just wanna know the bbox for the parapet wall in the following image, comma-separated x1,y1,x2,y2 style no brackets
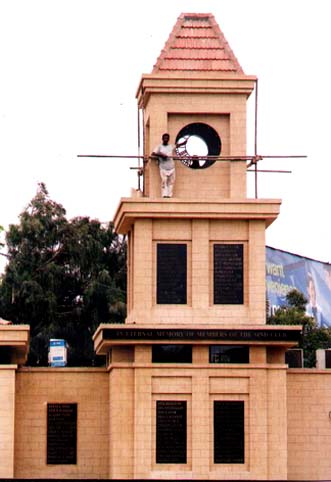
0,365,330,480
287,370,331,480
13,367,109,479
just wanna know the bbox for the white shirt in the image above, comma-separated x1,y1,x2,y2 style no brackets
154,143,175,170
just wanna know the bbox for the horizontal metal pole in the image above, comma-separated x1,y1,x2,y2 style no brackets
78,154,306,161
247,169,292,173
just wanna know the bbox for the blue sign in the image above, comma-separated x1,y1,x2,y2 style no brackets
266,247,331,327
49,339,68,367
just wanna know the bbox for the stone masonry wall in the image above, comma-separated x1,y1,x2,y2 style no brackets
14,367,109,479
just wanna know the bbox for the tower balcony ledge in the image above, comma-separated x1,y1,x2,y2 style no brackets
0,324,30,365
93,322,302,355
113,197,281,234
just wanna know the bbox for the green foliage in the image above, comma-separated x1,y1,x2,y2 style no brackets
268,289,331,367
267,289,311,326
286,289,307,311
0,183,126,366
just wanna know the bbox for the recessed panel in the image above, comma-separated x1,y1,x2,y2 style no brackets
210,345,249,363
152,345,192,363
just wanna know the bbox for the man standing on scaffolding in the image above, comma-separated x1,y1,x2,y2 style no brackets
152,133,186,198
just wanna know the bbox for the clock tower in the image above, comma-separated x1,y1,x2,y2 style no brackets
94,13,301,480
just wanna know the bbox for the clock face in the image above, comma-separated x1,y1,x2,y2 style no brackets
175,122,221,169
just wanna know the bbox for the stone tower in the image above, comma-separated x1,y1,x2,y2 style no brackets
94,13,301,480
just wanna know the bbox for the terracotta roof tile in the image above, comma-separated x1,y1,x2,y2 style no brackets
152,13,244,74
172,37,222,49
164,49,230,60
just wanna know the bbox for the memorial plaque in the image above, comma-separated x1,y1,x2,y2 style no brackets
103,327,301,343
156,401,187,464
157,244,187,304
214,244,243,304
47,403,77,465
214,401,244,464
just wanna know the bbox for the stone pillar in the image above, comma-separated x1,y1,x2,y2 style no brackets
0,324,30,477
0,366,16,478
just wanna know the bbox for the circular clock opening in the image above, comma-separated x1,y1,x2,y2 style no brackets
185,135,209,157
175,122,221,169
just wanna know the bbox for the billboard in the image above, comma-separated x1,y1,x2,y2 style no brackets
266,247,331,327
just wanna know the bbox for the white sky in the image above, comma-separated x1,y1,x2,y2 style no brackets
1,0,330,273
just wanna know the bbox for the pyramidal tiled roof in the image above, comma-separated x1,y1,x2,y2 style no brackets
152,13,244,74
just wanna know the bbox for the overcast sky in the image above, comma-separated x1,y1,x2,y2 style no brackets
1,0,330,272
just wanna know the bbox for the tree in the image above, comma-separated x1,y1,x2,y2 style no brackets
0,183,126,366
268,289,331,367
0,224,4,248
